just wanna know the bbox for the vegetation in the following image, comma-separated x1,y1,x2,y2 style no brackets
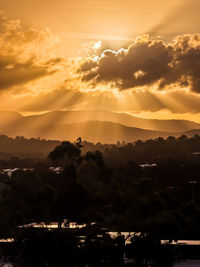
0,135,59,160
0,135,200,265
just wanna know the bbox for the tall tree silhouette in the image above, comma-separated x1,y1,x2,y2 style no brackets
48,141,81,167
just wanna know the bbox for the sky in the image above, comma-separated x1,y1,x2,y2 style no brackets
1,0,200,122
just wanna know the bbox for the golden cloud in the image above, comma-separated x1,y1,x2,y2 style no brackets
78,34,200,93
0,11,61,90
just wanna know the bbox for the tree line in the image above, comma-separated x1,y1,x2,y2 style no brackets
0,136,199,265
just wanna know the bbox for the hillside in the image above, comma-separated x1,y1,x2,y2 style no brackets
0,119,176,143
24,110,200,132
0,110,199,143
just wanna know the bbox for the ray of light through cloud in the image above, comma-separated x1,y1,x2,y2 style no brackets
0,1,200,131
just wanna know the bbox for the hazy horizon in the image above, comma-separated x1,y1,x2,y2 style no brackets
1,108,200,124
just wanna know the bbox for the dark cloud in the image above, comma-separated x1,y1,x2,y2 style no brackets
0,58,53,90
78,34,200,93
0,11,60,90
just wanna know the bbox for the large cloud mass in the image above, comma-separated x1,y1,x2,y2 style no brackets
0,11,60,90
78,34,200,93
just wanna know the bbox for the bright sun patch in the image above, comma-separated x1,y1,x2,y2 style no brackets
92,40,102,50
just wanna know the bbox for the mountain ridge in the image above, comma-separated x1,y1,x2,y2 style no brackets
0,110,199,132
0,110,199,143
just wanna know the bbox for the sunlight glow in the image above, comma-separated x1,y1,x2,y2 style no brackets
92,40,102,50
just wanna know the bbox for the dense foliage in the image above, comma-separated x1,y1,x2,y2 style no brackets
0,135,200,265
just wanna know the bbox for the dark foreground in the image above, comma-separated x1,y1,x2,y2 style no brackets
0,136,200,266
1,227,200,267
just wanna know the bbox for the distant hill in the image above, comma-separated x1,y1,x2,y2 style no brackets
23,110,200,132
0,118,181,143
0,110,199,143
22,121,172,143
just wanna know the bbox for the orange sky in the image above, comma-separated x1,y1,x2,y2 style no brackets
0,0,200,122
0,0,195,56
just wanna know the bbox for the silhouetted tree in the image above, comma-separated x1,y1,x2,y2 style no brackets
48,141,81,167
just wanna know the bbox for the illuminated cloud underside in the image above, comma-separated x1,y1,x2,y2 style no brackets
78,34,200,93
